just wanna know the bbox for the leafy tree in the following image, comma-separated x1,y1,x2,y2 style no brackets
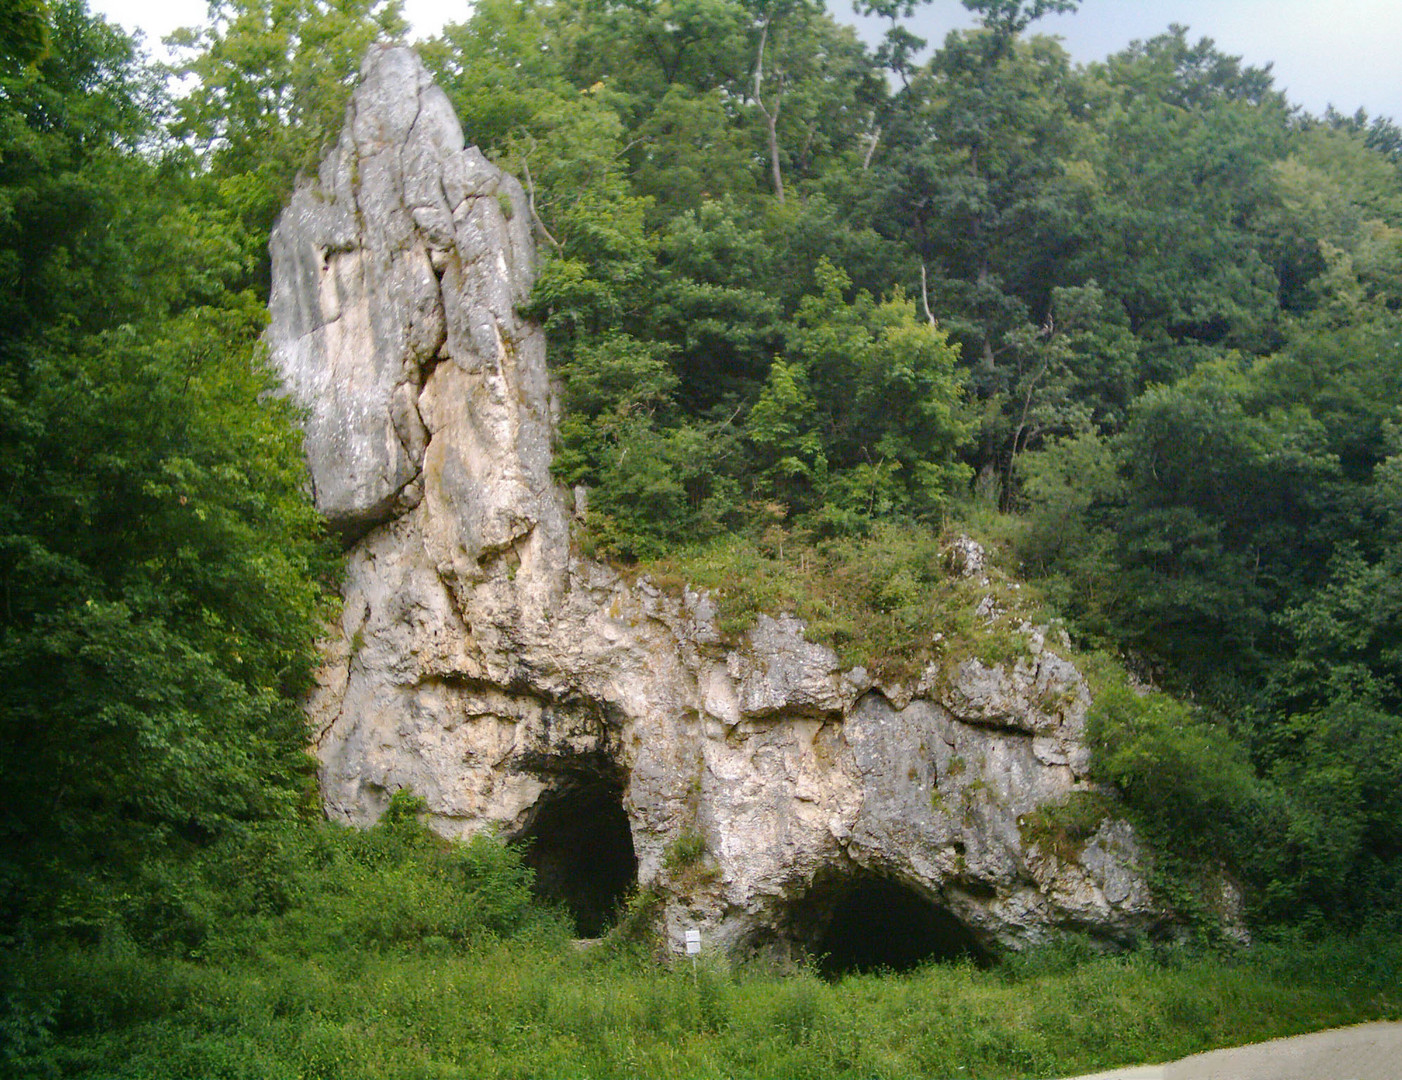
653,200,783,411
0,1,332,942
748,259,970,529
748,355,827,511
421,0,593,163
0,309,333,939
0,0,49,72
633,84,756,220
1075,29,1291,362
962,0,1078,40
166,0,407,288
0,0,167,350
856,0,932,88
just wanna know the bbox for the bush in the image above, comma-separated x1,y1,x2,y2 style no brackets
276,809,551,954
644,522,1045,681
1019,792,1118,863
1088,672,1263,864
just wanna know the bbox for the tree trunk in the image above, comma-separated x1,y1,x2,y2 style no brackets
754,19,786,205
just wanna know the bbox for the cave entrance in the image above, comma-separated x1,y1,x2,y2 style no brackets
801,873,991,978
514,775,636,937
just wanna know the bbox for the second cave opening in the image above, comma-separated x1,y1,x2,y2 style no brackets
799,872,991,977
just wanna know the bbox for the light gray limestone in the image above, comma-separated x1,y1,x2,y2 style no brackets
272,46,1180,959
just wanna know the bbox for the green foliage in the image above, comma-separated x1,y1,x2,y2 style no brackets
1018,330,1402,922
1086,666,1263,865
964,0,1079,39
0,300,334,939
662,828,719,889
168,0,407,173
3,925,1398,1078
1013,429,1122,640
663,829,708,873
291,817,548,954
166,0,408,288
0,0,333,945
0,0,168,345
1075,29,1290,356
1018,790,1116,862
646,523,1041,680
131,803,550,962
767,259,972,525
1256,699,1402,923
0,0,50,73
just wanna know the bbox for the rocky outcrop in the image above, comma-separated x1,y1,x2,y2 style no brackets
268,46,1168,959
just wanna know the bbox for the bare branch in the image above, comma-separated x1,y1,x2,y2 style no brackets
753,17,786,204
919,262,937,328
753,17,769,105
861,124,881,170
519,154,561,252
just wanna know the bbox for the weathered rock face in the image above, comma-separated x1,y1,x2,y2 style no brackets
269,46,1168,959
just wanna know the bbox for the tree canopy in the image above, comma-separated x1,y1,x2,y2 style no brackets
4,0,1402,944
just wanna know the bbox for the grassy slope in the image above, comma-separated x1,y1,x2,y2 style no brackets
640,522,1046,683
8,928,1398,1079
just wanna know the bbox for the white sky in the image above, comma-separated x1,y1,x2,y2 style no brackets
88,0,1402,121
874,0,1402,120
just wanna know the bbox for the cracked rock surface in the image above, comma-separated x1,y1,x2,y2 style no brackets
269,46,1170,958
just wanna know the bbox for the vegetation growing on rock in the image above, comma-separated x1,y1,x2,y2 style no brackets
3,0,1402,1072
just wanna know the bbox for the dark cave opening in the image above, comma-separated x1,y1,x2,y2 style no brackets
806,874,991,977
514,776,637,937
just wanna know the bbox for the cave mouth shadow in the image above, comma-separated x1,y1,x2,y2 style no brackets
513,774,636,937
798,872,992,978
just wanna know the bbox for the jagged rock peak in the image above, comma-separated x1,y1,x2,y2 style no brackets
266,46,558,552
271,48,1187,962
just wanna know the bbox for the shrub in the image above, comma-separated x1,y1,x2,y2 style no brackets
1019,792,1118,863
663,829,708,873
1087,667,1262,865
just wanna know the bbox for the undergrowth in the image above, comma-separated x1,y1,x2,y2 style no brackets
1018,791,1118,863
641,521,1046,682
2,765,1397,1080
3,923,1397,1079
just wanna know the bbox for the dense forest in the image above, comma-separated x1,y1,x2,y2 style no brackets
2,0,1401,1074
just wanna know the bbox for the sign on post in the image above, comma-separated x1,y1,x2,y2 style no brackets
684,928,701,956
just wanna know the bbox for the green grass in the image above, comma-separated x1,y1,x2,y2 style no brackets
4,671,1396,1080
641,522,1047,683
5,927,1398,1079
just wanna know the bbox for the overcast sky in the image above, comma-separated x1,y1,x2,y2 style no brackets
89,0,1402,121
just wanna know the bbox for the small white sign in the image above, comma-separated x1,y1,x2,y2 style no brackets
684,928,702,955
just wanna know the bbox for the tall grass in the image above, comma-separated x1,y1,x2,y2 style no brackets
5,925,1398,1079
4,773,1397,1079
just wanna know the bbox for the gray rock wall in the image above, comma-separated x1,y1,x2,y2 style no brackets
269,45,1169,958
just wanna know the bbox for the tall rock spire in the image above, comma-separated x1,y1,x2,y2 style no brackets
266,45,563,584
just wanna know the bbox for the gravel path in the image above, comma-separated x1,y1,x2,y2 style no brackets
1061,1022,1402,1080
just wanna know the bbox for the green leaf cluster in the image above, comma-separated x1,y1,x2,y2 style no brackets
0,0,336,943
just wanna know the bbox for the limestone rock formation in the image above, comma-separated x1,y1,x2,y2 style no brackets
268,45,1169,960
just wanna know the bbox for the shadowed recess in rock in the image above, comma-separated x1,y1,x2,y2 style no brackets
514,778,637,937
808,875,991,977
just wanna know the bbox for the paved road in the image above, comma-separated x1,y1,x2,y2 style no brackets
1061,1022,1402,1080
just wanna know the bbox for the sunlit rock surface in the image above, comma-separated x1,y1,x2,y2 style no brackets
269,46,1170,960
